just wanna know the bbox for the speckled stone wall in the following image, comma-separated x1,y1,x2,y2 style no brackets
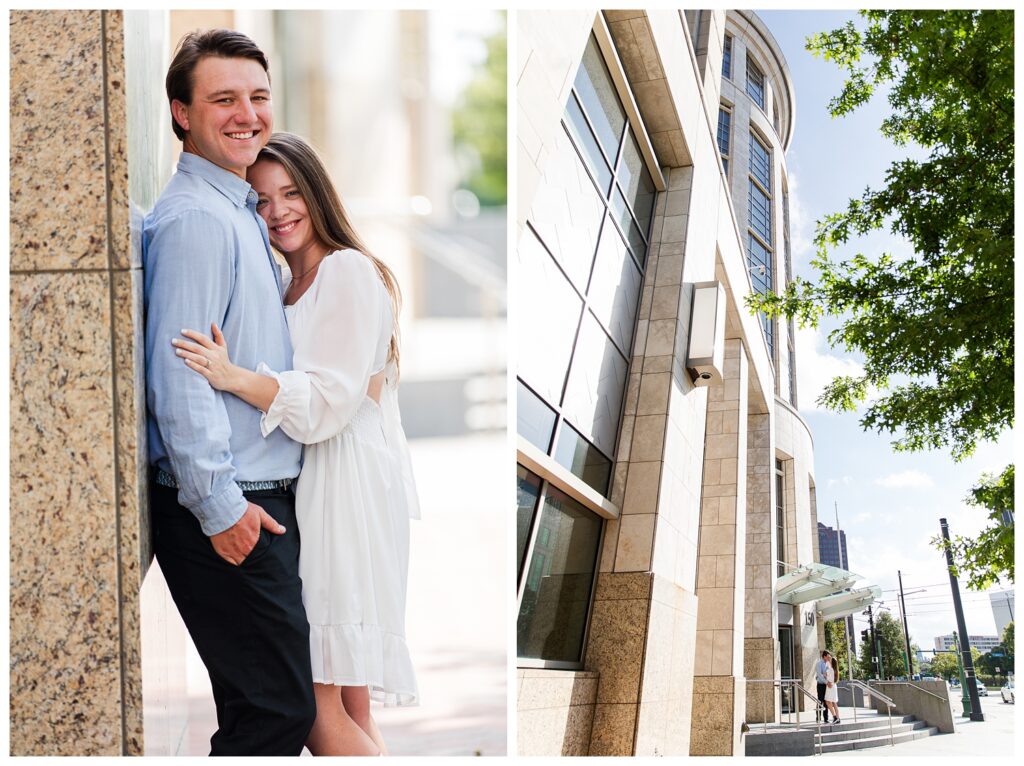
9,10,150,755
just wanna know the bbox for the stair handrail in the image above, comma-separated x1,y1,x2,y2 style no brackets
847,680,895,746
747,678,824,755
887,681,947,701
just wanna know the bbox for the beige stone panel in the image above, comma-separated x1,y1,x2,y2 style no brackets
634,699,670,756
598,517,619,572
589,703,638,756
636,372,671,416
10,11,110,272
10,272,120,755
517,703,595,756
630,414,666,462
715,555,737,588
660,213,688,244
644,318,676,357
704,409,724,436
642,354,672,374
649,284,681,322
702,481,737,498
518,671,599,711
654,254,684,287
609,460,628,509
719,457,738,481
712,629,735,675
622,460,660,515
702,457,721,485
694,586,734,630
693,628,714,675
715,495,738,525
614,513,655,571
704,432,738,460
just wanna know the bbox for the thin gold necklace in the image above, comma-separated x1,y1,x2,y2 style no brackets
291,258,322,281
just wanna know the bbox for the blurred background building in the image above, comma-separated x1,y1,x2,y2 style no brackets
988,589,1014,638
9,9,506,756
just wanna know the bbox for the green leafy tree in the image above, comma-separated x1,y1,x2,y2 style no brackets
855,611,918,678
939,466,1014,590
452,14,507,207
929,651,960,681
824,619,852,680
1002,621,1014,664
749,11,1014,583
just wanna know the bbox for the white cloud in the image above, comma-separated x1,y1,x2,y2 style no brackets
826,475,854,489
874,470,935,489
795,324,867,413
786,171,814,267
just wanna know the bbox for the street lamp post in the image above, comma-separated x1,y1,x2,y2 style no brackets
940,518,984,721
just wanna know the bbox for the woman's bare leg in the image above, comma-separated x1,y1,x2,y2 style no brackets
341,686,388,756
306,683,380,756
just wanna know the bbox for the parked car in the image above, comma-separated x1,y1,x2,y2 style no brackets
1001,680,1014,704
976,680,988,696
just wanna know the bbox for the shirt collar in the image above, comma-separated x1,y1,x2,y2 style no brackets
176,151,256,208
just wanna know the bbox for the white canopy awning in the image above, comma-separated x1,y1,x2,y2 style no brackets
775,562,881,619
776,563,862,605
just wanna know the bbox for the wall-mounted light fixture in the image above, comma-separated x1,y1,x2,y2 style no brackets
685,281,726,386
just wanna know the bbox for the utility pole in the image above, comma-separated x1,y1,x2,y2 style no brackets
866,605,879,679
897,571,913,677
940,518,984,721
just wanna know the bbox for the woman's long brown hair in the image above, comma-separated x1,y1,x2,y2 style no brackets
256,132,401,374
831,656,840,682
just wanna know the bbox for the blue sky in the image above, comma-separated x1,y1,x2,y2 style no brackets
758,10,1014,653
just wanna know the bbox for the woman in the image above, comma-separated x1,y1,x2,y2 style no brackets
825,655,841,724
172,132,419,756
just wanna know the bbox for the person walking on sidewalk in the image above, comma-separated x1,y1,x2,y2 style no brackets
815,650,832,723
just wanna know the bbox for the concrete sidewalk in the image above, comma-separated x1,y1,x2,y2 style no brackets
823,687,1016,757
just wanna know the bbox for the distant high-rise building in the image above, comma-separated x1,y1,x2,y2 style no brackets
817,521,849,569
989,590,1015,638
818,522,855,650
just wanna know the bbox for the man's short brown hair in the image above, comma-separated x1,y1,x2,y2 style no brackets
165,29,270,141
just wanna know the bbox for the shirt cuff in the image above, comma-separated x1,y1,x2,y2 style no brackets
256,362,306,437
191,481,248,536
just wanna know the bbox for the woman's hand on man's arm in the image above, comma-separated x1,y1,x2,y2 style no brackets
173,324,280,412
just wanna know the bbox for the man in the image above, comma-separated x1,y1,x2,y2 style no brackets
143,29,314,755
815,650,832,723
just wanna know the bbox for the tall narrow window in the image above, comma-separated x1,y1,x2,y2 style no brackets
722,34,733,79
746,54,765,110
776,459,786,577
748,131,774,355
717,106,731,176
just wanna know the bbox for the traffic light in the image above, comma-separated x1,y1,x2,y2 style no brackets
861,629,870,644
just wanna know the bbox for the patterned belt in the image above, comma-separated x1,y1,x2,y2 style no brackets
154,468,293,492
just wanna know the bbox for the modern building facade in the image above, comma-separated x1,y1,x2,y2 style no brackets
516,9,835,756
989,589,1015,638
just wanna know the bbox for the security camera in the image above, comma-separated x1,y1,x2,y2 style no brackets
748,264,766,277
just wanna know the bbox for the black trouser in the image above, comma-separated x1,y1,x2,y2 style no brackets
152,483,315,756
816,682,829,721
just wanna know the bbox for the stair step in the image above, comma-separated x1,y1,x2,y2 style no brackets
819,725,940,752
820,720,927,743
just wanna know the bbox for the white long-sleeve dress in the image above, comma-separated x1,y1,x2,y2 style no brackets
825,665,839,703
257,249,419,706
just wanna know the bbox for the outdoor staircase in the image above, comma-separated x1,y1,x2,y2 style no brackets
745,709,942,756
817,711,939,753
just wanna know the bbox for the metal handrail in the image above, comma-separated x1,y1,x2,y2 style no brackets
890,681,948,702
748,679,825,755
847,680,895,746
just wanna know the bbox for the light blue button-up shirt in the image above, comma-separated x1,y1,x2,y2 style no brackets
143,152,301,536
